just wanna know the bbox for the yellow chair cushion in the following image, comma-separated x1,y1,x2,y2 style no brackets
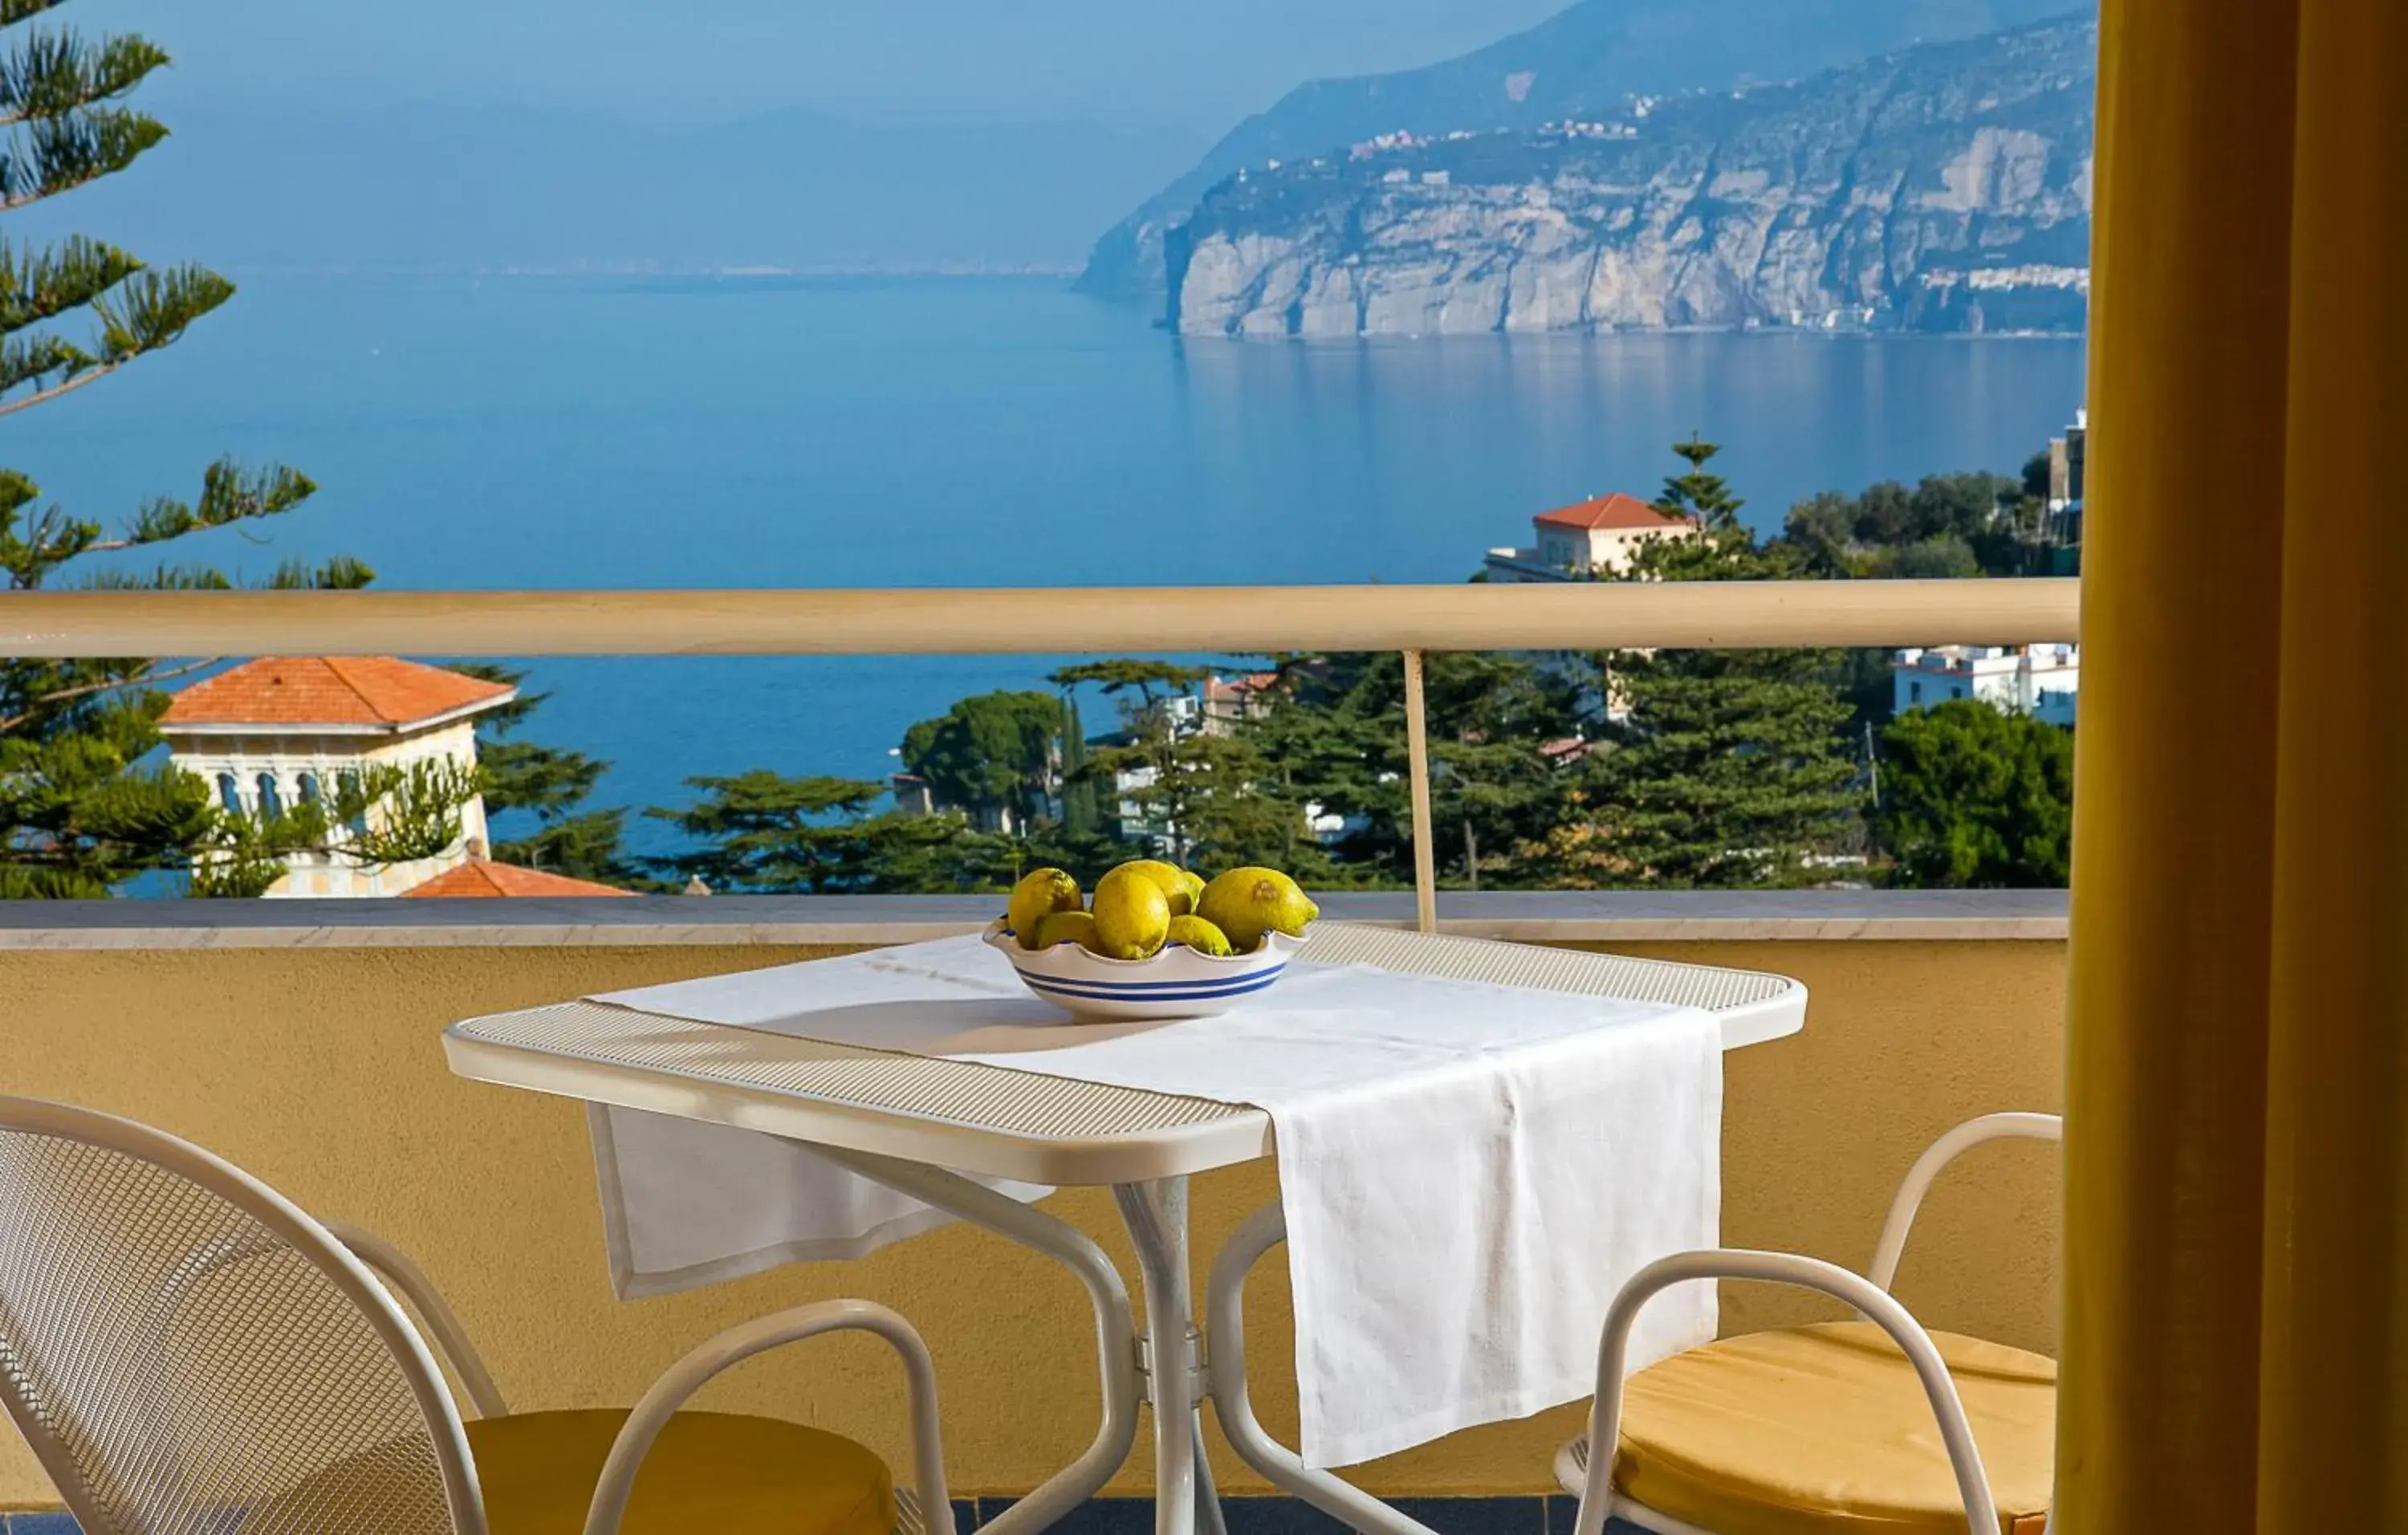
466,1408,895,1535
1613,1322,2055,1535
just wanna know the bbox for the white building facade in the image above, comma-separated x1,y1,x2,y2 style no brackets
160,657,515,897
1893,644,2080,726
1485,491,1698,581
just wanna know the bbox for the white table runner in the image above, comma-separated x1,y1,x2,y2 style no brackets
586,934,1722,1468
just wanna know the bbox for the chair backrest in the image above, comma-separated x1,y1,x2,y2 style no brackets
0,1096,484,1535
1869,1111,2063,1293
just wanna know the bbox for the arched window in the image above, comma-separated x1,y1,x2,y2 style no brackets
255,773,284,818
339,770,370,836
216,773,242,813
296,772,322,807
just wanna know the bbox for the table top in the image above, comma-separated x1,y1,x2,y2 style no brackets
442,924,1806,1185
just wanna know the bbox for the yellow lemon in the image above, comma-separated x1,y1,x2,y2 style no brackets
1006,867,1083,950
1090,865,1173,960
1197,867,1319,953
1109,858,1202,917
1031,910,1100,952
1165,914,1234,956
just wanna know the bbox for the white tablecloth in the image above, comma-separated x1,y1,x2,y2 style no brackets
587,934,1722,1468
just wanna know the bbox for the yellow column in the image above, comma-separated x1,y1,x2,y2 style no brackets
2255,0,2408,1527
2058,0,2299,1527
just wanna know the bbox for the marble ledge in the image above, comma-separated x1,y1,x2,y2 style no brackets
0,890,2068,951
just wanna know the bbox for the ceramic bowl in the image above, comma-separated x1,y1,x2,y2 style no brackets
982,918,1308,1023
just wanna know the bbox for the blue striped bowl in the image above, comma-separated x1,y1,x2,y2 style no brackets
982,918,1308,1023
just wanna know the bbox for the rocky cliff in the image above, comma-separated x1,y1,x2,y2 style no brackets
1079,0,2089,307
1162,17,2093,338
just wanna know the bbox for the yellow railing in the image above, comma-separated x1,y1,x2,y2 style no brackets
2,580,2082,927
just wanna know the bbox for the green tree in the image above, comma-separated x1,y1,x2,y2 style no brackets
1328,651,1578,886
1047,660,1214,710
1776,472,2030,578
1567,449,1865,887
1578,651,1861,886
899,690,1063,832
1058,693,1104,837
0,3,421,895
454,663,633,885
1049,660,1213,851
1653,435,1745,532
646,771,1012,894
1876,700,2072,888
1220,660,1397,885
1080,722,1319,873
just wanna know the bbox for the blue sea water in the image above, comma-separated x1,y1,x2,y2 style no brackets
21,273,2085,853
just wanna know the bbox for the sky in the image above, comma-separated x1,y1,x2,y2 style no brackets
102,0,1573,133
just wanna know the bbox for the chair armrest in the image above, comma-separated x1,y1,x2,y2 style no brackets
582,1298,950,1535
1573,1248,2002,1535
325,1220,508,1419
1868,1113,2061,1292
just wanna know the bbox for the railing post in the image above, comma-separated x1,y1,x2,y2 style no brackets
1401,649,1438,934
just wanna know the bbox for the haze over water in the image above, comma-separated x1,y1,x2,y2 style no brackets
27,273,2085,849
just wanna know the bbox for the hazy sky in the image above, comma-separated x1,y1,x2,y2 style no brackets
105,0,1572,132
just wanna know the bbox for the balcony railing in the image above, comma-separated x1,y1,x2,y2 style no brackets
3,579,2081,926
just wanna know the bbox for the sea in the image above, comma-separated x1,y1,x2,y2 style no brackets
22,273,2087,854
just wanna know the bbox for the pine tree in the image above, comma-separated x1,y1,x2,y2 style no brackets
1569,443,1865,887
1,2,404,895
645,772,1012,894
1653,435,1747,532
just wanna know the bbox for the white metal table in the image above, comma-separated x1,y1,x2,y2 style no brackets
442,924,1805,1535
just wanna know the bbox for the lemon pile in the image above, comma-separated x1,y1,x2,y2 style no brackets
1007,860,1320,960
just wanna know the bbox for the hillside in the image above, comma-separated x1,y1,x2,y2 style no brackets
1165,16,2094,337
1078,0,2090,304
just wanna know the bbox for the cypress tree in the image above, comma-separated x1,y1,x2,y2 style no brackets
1060,694,1100,837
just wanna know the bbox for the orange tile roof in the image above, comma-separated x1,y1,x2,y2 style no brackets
401,859,635,898
1534,491,1694,531
161,658,515,730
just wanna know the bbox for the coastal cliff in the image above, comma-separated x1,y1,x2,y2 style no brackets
1078,0,2088,308
1162,18,2094,339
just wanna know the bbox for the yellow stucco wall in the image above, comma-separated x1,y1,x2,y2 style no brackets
0,937,2064,1509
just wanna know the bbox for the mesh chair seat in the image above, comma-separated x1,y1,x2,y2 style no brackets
1597,1321,2055,1535
262,1408,895,1535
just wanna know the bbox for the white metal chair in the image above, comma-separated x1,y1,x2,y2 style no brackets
1561,1112,2062,1535
0,1095,951,1535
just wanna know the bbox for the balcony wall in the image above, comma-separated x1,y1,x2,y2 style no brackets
0,894,2064,1509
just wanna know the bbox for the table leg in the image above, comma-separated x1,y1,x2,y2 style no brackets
1113,1179,1226,1535
807,1142,1143,1535
1202,1202,1441,1535
1192,1422,1230,1535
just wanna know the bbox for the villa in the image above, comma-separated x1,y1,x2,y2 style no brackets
159,656,624,898
1483,491,1698,581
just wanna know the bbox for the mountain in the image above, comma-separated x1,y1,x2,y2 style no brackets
1165,16,2094,338
25,102,1204,272
1078,0,2093,304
